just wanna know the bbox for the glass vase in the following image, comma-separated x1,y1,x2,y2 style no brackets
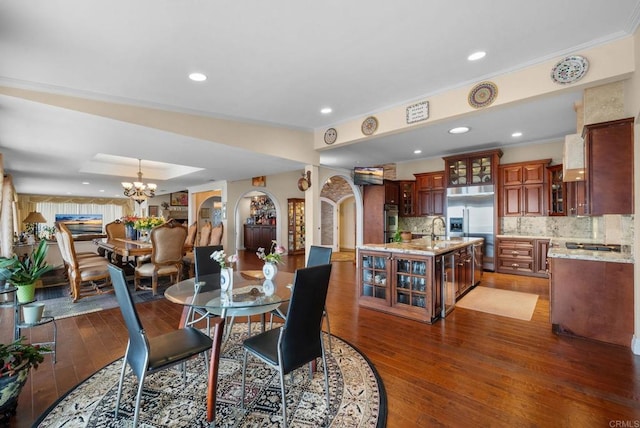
220,268,233,292
262,262,278,280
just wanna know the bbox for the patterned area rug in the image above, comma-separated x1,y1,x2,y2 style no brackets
35,324,387,427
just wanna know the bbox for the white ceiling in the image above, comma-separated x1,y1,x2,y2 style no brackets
0,0,639,198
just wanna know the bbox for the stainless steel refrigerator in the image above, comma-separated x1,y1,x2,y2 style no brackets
446,185,495,271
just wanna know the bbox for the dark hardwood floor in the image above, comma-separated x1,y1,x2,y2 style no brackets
4,250,640,427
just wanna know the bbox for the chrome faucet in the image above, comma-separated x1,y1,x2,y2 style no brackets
431,216,446,240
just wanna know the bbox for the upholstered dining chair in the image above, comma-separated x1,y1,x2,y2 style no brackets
104,219,127,264
181,222,199,277
134,219,187,295
108,264,213,427
55,222,112,302
270,245,333,350
241,263,332,428
209,223,223,246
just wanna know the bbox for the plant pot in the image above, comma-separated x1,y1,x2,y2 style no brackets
401,232,413,242
0,361,29,421
16,284,36,304
22,302,45,324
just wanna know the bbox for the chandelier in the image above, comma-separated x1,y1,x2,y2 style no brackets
121,159,157,204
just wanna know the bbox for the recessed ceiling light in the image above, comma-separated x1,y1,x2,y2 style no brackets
512,132,523,137
82,181,90,185
414,149,422,154
320,107,332,114
189,72,207,82
99,189,105,192
468,51,486,61
449,126,470,134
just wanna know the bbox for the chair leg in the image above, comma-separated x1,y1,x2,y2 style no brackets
279,368,288,428
151,273,158,296
133,372,147,427
115,353,129,418
323,309,332,353
321,337,330,413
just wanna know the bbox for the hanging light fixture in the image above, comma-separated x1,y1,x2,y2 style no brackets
121,159,157,204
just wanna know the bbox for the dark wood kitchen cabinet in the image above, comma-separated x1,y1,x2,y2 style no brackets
583,117,634,215
244,224,276,251
549,257,633,347
414,171,445,216
499,159,550,217
384,180,399,205
496,237,549,278
397,180,416,217
443,149,502,188
566,180,587,216
546,164,566,216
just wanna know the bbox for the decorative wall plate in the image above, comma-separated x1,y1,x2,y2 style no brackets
361,116,378,135
551,55,589,84
324,127,337,145
468,81,498,108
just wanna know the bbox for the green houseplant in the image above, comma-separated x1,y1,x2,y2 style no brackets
0,337,49,419
0,240,53,303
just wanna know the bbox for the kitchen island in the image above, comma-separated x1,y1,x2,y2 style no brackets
547,239,634,347
357,237,483,323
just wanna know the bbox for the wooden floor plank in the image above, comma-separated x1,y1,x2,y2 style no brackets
3,250,639,427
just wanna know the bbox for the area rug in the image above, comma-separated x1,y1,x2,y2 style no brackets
456,286,539,321
35,323,387,427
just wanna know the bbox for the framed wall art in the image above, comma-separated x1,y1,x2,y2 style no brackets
252,176,266,187
148,205,159,216
170,191,189,206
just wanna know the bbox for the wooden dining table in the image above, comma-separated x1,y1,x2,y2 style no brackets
93,237,192,257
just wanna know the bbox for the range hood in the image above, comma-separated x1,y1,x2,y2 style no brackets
563,133,585,182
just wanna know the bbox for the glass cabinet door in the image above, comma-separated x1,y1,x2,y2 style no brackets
395,257,428,309
361,253,388,300
448,160,467,186
470,155,493,184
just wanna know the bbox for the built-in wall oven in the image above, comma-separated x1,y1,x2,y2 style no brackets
383,204,399,243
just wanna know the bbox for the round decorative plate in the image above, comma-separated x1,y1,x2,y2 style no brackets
468,81,498,108
361,116,378,135
324,127,338,145
551,55,589,84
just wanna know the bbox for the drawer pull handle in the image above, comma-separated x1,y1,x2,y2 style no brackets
511,251,519,255
511,263,519,268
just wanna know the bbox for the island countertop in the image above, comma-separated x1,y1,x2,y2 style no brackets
358,237,484,256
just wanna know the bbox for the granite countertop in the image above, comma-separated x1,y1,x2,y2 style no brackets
359,237,483,256
547,238,633,264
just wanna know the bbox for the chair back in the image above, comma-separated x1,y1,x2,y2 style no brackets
209,223,223,246
198,222,213,247
307,245,333,267
280,263,332,373
108,264,149,379
185,222,198,247
150,220,188,265
194,245,223,291
105,220,126,240
56,221,80,268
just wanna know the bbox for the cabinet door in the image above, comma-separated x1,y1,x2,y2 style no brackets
447,159,468,186
501,165,523,186
547,165,566,216
432,189,445,215
585,118,633,215
385,181,399,204
502,186,522,216
469,155,494,185
360,252,390,303
522,163,545,184
522,184,545,216
417,191,433,216
566,180,587,216
534,239,550,275
399,181,415,217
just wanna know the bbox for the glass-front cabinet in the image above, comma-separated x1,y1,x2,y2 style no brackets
358,250,440,323
444,149,503,188
287,198,305,255
547,164,566,216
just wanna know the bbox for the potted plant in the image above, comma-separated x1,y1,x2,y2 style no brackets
0,337,49,420
0,240,53,303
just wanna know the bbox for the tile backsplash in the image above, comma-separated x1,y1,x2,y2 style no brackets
500,215,634,244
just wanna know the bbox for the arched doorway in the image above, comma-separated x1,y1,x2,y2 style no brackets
233,190,281,253
319,175,359,252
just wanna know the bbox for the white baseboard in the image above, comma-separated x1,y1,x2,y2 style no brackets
631,335,640,355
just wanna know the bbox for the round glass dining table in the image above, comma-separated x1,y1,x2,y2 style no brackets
164,270,294,321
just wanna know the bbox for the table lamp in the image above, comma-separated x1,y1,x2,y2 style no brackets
23,211,47,239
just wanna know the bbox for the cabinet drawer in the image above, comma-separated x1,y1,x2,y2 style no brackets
496,258,534,273
497,245,533,259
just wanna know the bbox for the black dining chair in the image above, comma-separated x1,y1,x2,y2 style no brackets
184,245,223,335
108,264,214,427
270,245,333,349
241,263,332,428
